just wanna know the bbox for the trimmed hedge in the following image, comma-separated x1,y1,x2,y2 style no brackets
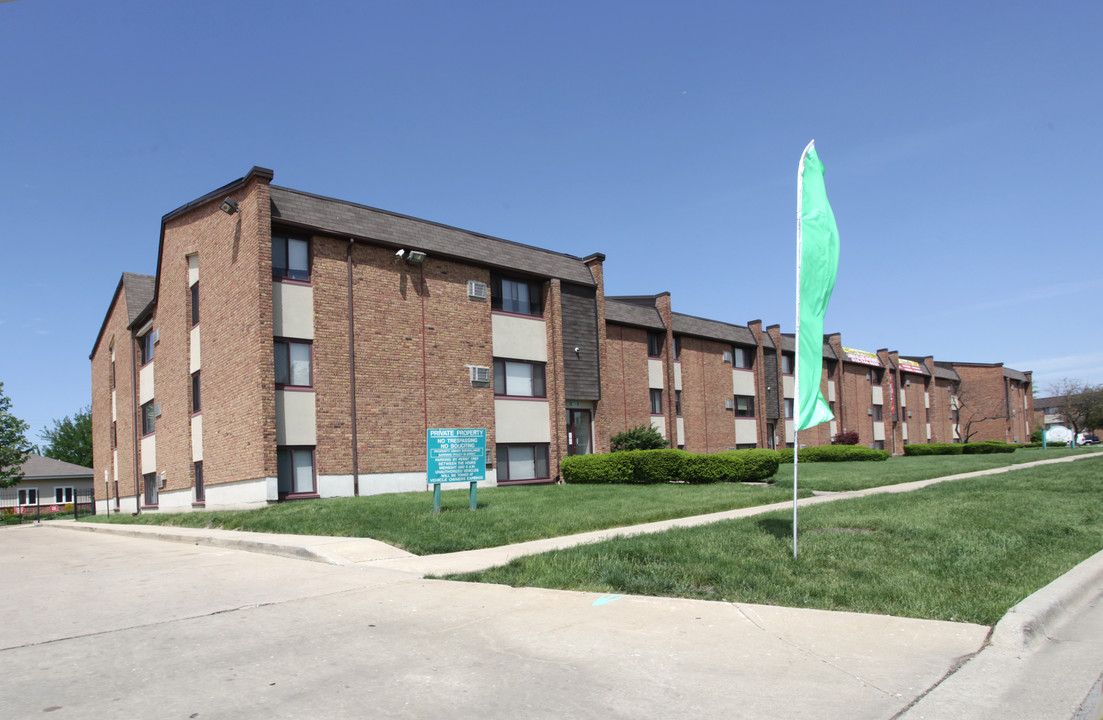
776,445,890,463
962,441,1016,454
904,443,963,456
561,448,779,485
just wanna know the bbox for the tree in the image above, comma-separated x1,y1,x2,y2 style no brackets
40,405,93,469
1046,379,1103,441
0,382,33,487
951,381,1001,444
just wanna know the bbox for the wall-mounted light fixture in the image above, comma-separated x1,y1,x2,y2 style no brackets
219,197,240,214
406,251,427,265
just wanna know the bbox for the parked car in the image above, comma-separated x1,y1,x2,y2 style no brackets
1078,433,1099,446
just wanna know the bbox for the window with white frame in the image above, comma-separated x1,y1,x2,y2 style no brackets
493,359,546,397
274,340,312,388
495,444,549,482
18,488,37,505
54,487,74,504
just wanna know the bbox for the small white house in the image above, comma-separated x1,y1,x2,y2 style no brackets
1,454,94,515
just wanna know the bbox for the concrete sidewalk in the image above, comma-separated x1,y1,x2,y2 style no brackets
47,451,1103,718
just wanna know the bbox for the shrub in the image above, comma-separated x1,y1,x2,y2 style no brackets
560,448,779,484
778,445,890,462
963,441,1016,454
903,443,964,456
1031,427,1044,443
610,424,667,452
831,430,860,445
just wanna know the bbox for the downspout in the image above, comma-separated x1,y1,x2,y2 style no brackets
347,239,360,496
130,328,141,514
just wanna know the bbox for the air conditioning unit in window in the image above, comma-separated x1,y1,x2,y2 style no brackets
722,351,732,364
867,408,873,416
150,329,160,345
154,402,162,417
467,280,488,300
469,366,490,384
485,449,493,467
725,399,734,410
157,472,165,489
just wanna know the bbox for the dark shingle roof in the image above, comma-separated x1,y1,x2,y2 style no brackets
123,273,156,325
17,454,93,479
1003,367,1030,382
933,365,959,381
605,300,665,330
672,313,756,345
779,334,796,352
270,186,596,286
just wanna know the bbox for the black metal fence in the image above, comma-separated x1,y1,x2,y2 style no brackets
0,487,96,524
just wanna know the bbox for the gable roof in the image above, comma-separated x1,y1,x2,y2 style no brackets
269,185,597,286
16,454,93,480
89,272,156,358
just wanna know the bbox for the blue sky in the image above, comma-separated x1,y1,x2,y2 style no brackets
2,0,1101,442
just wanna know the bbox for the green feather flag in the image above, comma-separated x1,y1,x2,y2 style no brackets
796,141,840,432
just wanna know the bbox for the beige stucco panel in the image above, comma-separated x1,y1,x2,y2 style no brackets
272,281,315,340
190,325,201,374
733,369,755,396
491,314,547,362
648,359,664,389
673,363,682,391
735,418,757,444
494,399,551,443
872,386,884,405
827,383,836,401
139,363,155,404
874,422,886,441
651,416,667,440
783,375,795,399
276,390,317,446
192,415,203,462
676,417,684,445
140,436,157,474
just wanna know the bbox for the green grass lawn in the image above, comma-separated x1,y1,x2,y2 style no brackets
446,456,1103,625
773,446,1100,492
85,482,805,555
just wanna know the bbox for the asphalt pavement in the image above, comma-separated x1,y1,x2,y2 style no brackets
4,452,1102,719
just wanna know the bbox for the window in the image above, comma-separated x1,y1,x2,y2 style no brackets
495,444,550,482
111,360,116,389
784,398,794,418
194,461,205,503
872,404,884,421
647,332,664,358
736,443,757,450
829,400,836,416
141,400,156,436
191,282,200,326
781,353,795,374
143,472,158,506
18,488,37,506
139,332,155,365
871,440,885,450
272,237,310,281
871,369,884,386
277,447,316,496
490,275,542,316
675,390,683,416
826,360,836,379
650,389,663,414
192,371,201,413
733,346,754,370
493,359,546,397
54,487,74,504
734,395,755,417
274,340,312,388
925,408,931,423
673,336,681,360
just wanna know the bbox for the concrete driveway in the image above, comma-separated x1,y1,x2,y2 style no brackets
1,523,990,719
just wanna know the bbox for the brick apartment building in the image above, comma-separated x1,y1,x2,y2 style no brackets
90,167,1034,512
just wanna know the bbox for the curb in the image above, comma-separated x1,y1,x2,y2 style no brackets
989,548,1103,651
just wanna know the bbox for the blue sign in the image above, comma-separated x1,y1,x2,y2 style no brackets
426,428,486,484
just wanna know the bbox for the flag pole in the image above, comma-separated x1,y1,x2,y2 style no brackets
794,140,814,559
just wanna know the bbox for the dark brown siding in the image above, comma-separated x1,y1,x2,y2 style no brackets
561,283,601,400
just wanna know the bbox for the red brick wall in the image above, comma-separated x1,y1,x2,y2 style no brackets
90,288,137,504
603,324,653,441
677,335,736,453
312,240,496,477
952,365,1011,442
